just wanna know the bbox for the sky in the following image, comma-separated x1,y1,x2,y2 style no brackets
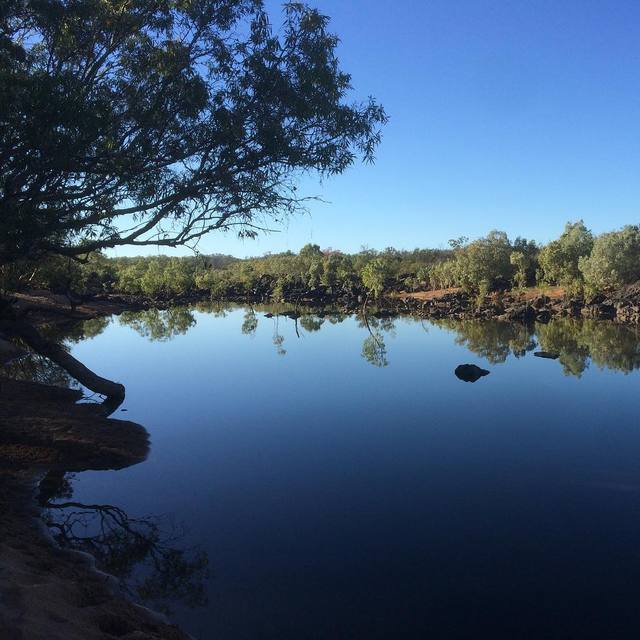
111,0,640,258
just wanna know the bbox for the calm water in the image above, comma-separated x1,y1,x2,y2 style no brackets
45,308,640,638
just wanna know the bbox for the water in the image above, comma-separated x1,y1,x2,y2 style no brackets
42,308,640,638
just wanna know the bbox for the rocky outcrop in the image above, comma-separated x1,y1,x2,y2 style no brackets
392,285,640,325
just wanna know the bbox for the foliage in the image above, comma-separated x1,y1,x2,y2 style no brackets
0,0,386,264
537,221,593,291
510,237,539,289
4,221,640,302
452,230,515,295
361,258,391,299
579,225,640,295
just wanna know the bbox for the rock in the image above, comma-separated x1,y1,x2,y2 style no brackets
454,364,490,383
534,351,559,359
531,295,550,309
502,304,537,321
536,310,552,323
581,303,615,319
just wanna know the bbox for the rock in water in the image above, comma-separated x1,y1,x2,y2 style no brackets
455,364,490,383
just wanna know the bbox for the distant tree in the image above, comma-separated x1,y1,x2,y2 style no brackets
361,258,391,299
454,230,513,295
538,221,593,291
579,225,640,295
140,260,166,297
298,244,324,261
510,237,539,288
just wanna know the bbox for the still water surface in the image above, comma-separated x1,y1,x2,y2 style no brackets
51,308,640,638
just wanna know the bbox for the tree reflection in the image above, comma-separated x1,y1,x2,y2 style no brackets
358,315,395,368
241,309,258,336
119,308,196,341
361,333,388,367
299,315,324,333
535,320,590,377
272,315,286,356
435,319,536,364
2,351,74,388
537,319,640,377
437,317,640,377
38,471,209,614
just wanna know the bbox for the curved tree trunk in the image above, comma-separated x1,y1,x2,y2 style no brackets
0,304,125,401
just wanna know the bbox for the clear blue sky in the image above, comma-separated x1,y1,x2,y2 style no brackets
112,0,640,258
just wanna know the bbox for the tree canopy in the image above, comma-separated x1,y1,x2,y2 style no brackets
0,0,386,263
537,221,593,290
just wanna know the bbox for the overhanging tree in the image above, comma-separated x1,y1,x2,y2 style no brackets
0,0,386,399
1,0,385,258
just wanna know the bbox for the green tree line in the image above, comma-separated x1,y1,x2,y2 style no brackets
3,221,640,302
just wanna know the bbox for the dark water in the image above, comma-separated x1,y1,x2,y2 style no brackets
41,308,640,638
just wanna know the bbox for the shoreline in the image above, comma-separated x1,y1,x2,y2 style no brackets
9,284,640,327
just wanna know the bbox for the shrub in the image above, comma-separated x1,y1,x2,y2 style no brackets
538,221,593,291
579,225,640,295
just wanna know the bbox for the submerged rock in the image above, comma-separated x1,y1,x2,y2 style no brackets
454,364,490,383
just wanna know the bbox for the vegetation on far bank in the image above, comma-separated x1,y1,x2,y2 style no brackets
4,221,640,304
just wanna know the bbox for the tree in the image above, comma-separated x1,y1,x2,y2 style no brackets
1,1,386,262
454,230,513,295
361,258,390,299
510,237,539,288
537,221,593,290
579,225,640,295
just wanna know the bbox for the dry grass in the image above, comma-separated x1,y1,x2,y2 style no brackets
516,286,566,300
394,287,463,301
395,286,566,302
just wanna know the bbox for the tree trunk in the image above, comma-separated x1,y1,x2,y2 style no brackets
0,304,125,401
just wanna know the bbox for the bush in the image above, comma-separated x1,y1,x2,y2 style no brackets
361,258,391,298
454,230,513,293
538,221,593,291
579,225,640,295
